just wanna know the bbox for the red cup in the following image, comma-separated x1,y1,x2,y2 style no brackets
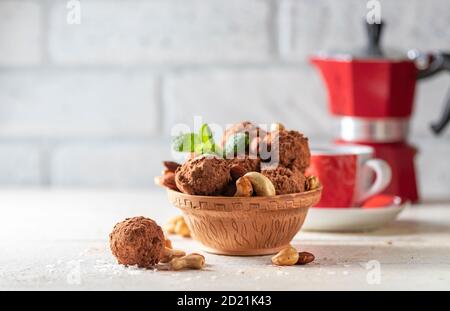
306,145,392,208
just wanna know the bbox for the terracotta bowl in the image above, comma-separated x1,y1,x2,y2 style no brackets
166,187,322,256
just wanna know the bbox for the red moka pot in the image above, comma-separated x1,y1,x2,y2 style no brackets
311,21,450,203
310,58,418,118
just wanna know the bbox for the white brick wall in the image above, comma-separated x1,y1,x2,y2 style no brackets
51,140,171,187
0,0,449,198
0,1,42,65
164,67,332,139
48,0,272,65
279,0,450,60
0,71,158,137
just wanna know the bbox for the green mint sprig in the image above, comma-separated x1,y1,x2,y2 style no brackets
172,123,223,157
172,123,250,158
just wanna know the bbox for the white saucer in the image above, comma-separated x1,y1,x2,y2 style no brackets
302,200,407,232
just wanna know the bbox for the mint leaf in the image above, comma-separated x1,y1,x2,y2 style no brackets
199,123,214,144
172,123,225,158
224,133,249,157
194,141,213,154
172,133,201,152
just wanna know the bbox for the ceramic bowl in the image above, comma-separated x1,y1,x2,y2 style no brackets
166,187,322,256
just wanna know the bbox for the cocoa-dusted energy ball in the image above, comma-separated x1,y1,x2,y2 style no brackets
220,121,266,147
264,130,310,172
109,216,165,268
262,166,306,195
175,155,231,196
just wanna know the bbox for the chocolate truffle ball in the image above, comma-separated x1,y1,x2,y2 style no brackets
262,166,306,195
264,130,310,172
175,155,231,196
109,216,165,268
220,121,266,147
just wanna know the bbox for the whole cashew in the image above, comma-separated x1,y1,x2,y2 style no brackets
170,253,205,270
160,247,186,263
271,245,299,266
163,215,184,234
175,220,191,238
244,172,276,197
305,176,320,191
234,176,253,197
164,215,191,237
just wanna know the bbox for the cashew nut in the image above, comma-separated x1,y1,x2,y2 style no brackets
175,219,191,237
170,253,205,270
305,176,320,191
160,247,186,263
234,176,253,197
164,215,185,234
271,245,299,266
244,172,276,197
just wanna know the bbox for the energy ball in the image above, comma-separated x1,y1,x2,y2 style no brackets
175,155,231,196
109,216,165,268
262,166,306,195
221,121,266,147
264,130,310,172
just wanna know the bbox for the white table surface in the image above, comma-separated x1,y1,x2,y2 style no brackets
1,189,449,291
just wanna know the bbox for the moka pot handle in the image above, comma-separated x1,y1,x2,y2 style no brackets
409,50,450,135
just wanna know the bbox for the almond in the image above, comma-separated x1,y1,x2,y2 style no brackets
157,171,178,191
230,164,246,180
163,161,181,173
296,252,315,265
